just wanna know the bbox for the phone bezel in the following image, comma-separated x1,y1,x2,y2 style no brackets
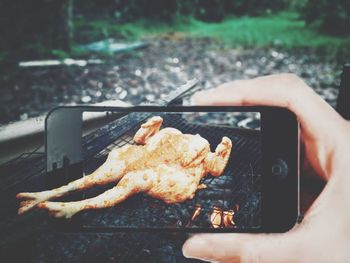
45,105,300,233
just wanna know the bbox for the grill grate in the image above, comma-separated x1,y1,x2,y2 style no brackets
78,113,262,230
0,110,261,263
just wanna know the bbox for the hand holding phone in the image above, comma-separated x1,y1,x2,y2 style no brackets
183,74,350,262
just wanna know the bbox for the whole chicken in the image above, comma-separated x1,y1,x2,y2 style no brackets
16,116,232,218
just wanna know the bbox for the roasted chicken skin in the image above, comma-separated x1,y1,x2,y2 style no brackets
16,116,232,218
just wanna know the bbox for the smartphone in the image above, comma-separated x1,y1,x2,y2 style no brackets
44,106,299,233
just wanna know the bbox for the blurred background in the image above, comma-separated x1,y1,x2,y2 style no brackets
0,0,349,125
0,0,350,124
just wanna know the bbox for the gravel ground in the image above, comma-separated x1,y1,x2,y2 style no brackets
0,37,342,124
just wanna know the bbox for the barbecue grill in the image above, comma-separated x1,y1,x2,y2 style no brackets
73,112,262,230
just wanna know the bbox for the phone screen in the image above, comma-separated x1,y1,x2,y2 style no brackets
79,111,262,230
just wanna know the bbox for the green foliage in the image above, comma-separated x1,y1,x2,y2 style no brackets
302,0,350,36
184,12,350,51
0,0,349,63
96,12,349,58
51,49,70,59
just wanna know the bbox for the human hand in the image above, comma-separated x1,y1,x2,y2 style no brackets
183,74,350,263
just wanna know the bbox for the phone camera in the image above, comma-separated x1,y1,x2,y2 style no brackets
271,158,288,179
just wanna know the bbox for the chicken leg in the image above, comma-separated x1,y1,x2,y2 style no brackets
38,169,158,218
17,152,128,214
16,116,164,214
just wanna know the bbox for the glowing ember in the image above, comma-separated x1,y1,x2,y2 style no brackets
210,206,223,228
223,209,235,228
191,204,202,221
210,206,238,228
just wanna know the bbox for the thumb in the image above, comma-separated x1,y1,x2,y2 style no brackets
182,233,298,263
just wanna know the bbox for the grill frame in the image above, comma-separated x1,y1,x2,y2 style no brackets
44,107,262,233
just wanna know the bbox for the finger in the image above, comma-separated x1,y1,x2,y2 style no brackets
182,232,298,263
193,74,347,180
192,74,345,141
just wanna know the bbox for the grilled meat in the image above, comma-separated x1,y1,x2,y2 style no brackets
17,116,232,218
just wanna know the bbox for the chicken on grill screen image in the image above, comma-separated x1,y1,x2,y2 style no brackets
16,112,262,230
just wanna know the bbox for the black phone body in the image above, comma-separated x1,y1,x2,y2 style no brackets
45,105,300,233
